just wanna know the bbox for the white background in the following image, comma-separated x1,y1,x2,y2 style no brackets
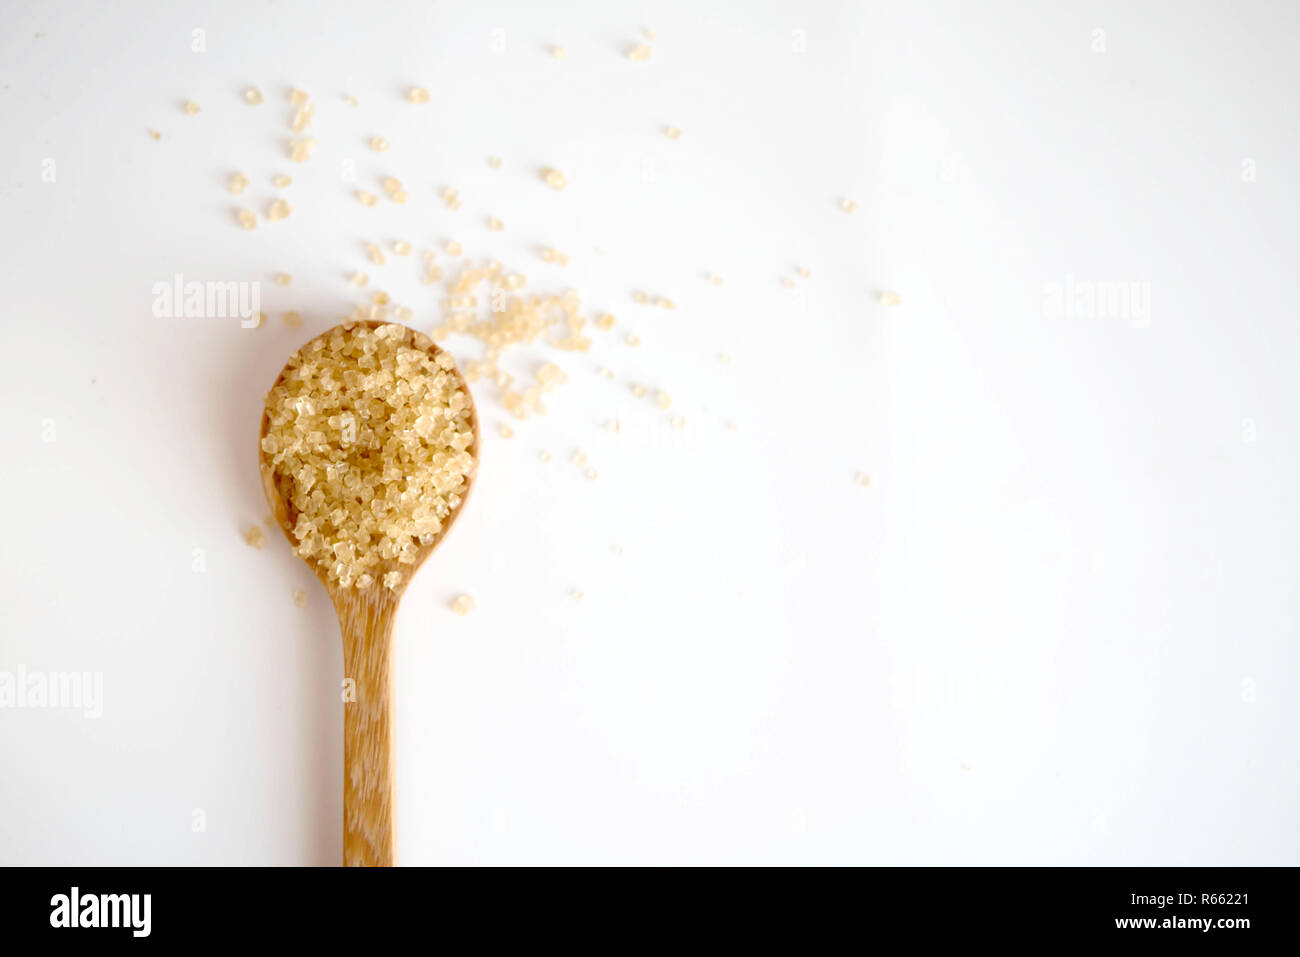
1,0,1296,865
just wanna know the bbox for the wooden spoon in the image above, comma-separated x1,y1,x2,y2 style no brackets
258,319,479,867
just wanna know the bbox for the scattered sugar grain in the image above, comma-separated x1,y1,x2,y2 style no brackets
289,138,317,162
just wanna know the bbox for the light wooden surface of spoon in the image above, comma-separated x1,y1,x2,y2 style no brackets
258,319,479,867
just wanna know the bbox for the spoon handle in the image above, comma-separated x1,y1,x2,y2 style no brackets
334,587,400,866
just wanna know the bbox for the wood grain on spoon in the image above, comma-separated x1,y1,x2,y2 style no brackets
258,319,479,866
